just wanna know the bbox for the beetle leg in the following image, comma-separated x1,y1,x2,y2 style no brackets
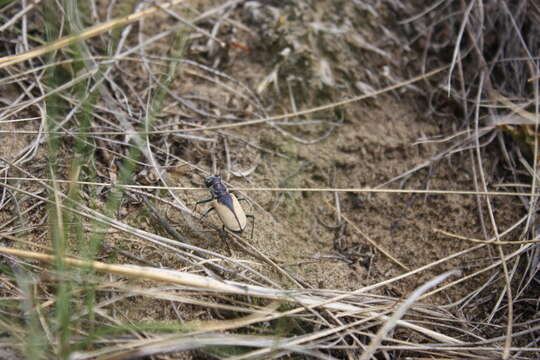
201,206,215,219
246,214,255,239
220,227,233,255
236,198,253,216
220,225,231,240
235,195,255,238
194,198,213,213
196,198,213,205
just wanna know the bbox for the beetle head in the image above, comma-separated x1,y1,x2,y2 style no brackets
204,175,222,188
204,175,229,197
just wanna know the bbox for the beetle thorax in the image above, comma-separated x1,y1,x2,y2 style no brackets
210,183,229,198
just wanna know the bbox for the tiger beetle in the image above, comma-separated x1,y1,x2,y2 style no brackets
195,175,255,238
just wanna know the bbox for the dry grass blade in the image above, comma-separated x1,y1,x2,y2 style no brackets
360,270,462,360
7,177,540,198
0,0,189,69
0,63,450,136
0,243,467,346
0,245,361,312
71,334,334,360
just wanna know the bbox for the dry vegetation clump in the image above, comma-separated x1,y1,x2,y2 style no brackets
0,0,539,359
391,0,540,356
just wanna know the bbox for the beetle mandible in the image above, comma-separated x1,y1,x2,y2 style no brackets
195,175,255,238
